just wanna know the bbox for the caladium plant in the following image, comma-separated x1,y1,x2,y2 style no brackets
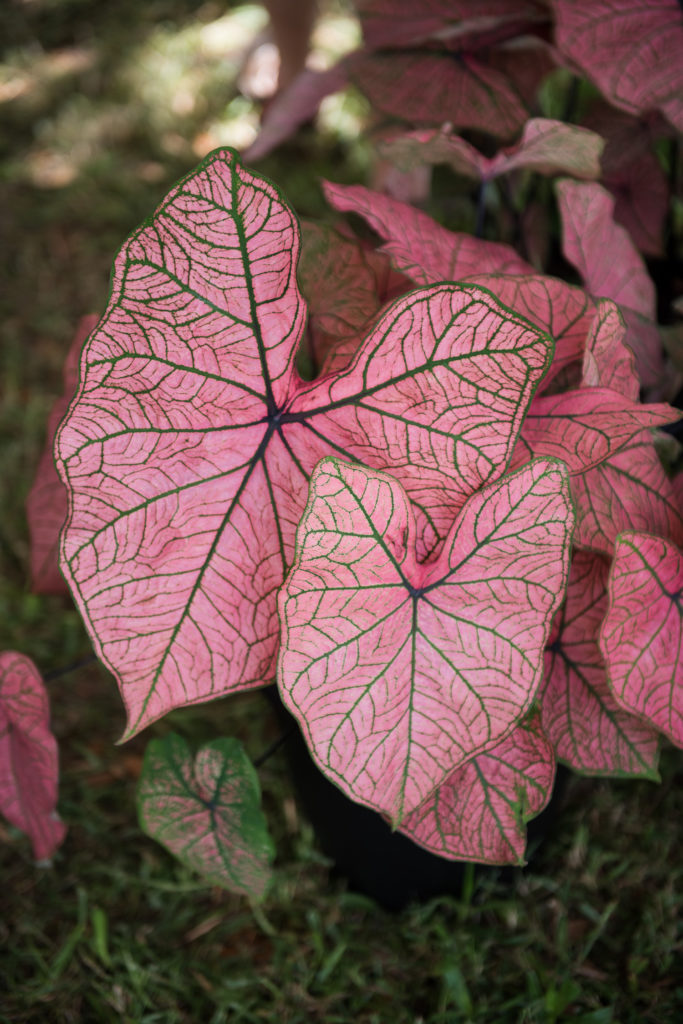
31,143,679,900
17,0,682,903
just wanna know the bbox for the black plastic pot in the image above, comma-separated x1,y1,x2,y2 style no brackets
265,686,569,911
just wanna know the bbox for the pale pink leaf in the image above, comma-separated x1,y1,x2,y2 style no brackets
542,552,660,777
571,432,683,555
556,179,662,386
26,314,98,595
600,532,683,747
137,733,274,898
348,50,527,138
323,182,532,284
516,388,677,474
243,64,348,162
398,714,556,864
554,0,683,132
56,150,553,737
556,180,654,320
490,118,603,179
378,129,487,181
581,299,639,401
382,119,603,183
0,652,66,861
277,456,573,824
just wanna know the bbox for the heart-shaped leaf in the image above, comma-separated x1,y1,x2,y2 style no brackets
556,179,661,386
26,314,97,595
542,551,660,777
277,456,573,824
348,50,527,138
398,713,556,864
554,0,683,132
381,119,603,182
323,181,532,284
0,652,66,861
137,732,274,898
56,149,553,738
600,532,683,748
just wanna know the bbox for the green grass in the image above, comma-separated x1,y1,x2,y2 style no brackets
1,2,682,1021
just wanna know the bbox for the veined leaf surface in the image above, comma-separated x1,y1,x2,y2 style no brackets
278,457,573,824
600,532,683,748
0,652,66,861
323,182,532,284
571,433,683,555
556,179,661,386
515,388,677,473
569,300,683,553
542,551,660,777
297,221,384,376
554,0,683,132
137,733,273,899
349,51,527,138
56,149,553,737
398,714,555,863
465,273,593,392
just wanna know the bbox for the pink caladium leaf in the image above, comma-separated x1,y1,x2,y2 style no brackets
357,0,549,50
555,179,661,387
397,713,556,864
0,652,66,861
581,299,639,402
554,0,683,132
297,221,383,377
570,302,683,553
323,182,532,285
137,733,274,899
514,388,677,474
571,432,683,555
381,120,603,183
348,50,527,138
56,149,553,738
26,314,98,595
542,552,660,777
277,456,573,824
583,103,669,258
600,532,683,747
465,273,594,393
